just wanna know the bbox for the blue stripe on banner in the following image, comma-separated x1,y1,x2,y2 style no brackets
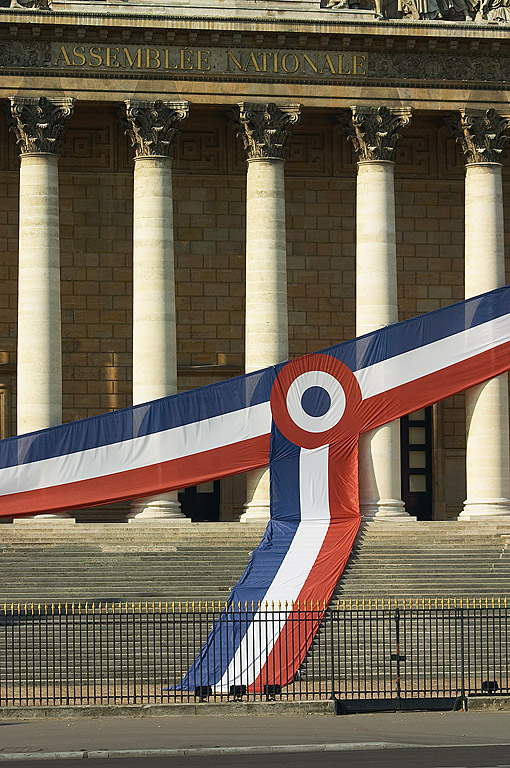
178,517,301,690
0,366,276,470
1,286,509,471
324,285,510,372
178,427,302,690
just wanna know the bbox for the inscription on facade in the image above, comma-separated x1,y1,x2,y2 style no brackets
52,45,367,77
0,42,507,86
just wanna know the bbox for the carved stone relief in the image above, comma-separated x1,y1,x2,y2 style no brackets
232,103,301,162
122,101,189,160
9,96,75,155
446,109,510,164
324,0,508,18
342,106,412,163
0,42,50,69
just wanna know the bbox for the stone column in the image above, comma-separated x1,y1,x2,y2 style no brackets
345,105,413,520
9,96,74,520
449,110,510,520
122,100,189,521
233,103,300,522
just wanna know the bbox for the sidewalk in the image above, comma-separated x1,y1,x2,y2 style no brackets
0,709,510,760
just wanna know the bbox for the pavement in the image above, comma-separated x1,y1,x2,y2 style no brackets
0,709,510,761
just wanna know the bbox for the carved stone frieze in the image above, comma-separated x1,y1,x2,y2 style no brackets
369,52,510,82
10,0,51,9
446,109,510,164
342,106,412,162
122,100,189,159
233,103,301,161
0,42,51,68
9,96,75,155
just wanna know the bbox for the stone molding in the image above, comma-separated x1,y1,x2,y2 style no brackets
446,109,510,164
9,96,75,156
122,100,189,159
233,102,301,161
342,105,412,162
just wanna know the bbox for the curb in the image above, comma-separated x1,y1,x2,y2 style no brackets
0,743,417,761
467,696,510,711
0,700,336,720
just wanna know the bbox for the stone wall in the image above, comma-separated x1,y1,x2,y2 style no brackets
0,103,509,517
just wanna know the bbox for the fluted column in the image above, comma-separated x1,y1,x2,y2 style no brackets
345,105,413,520
122,100,189,521
10,96,74,520
449,110,510,520
233,102,300,522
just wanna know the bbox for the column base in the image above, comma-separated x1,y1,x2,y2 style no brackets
127,497,188,522
360,499,416,521
14,514,75,523
239,502,270,523
458,498,510,520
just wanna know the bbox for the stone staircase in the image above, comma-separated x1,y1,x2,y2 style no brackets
0,521,266,604
334,521,510,602
0,520,509,605
0,520,509,695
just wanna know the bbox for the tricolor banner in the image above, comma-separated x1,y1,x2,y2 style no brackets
1,286,510,690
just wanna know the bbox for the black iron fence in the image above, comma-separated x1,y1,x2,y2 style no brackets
0,598,508,710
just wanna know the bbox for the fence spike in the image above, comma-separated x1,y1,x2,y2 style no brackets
251,601,255,612
192,601,195,613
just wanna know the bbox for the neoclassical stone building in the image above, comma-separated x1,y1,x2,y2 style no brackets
0,0,509,523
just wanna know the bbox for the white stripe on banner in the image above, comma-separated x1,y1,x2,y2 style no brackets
215,446,330,691
0,401,272,496
355,314,510,400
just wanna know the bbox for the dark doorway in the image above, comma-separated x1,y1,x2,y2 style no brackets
400,407,433,520
178,481,220,522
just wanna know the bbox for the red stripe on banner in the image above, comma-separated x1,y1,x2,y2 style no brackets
360,341,510,434
0,434,271,518
249,446,360,692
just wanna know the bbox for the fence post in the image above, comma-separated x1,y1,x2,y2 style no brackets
457,607,467,711
329,610,335,703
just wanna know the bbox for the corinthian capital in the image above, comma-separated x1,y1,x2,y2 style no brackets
233,102,301,161
122,100,189,159
446,109,510,165
9,96,75,155
342,106,412,162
